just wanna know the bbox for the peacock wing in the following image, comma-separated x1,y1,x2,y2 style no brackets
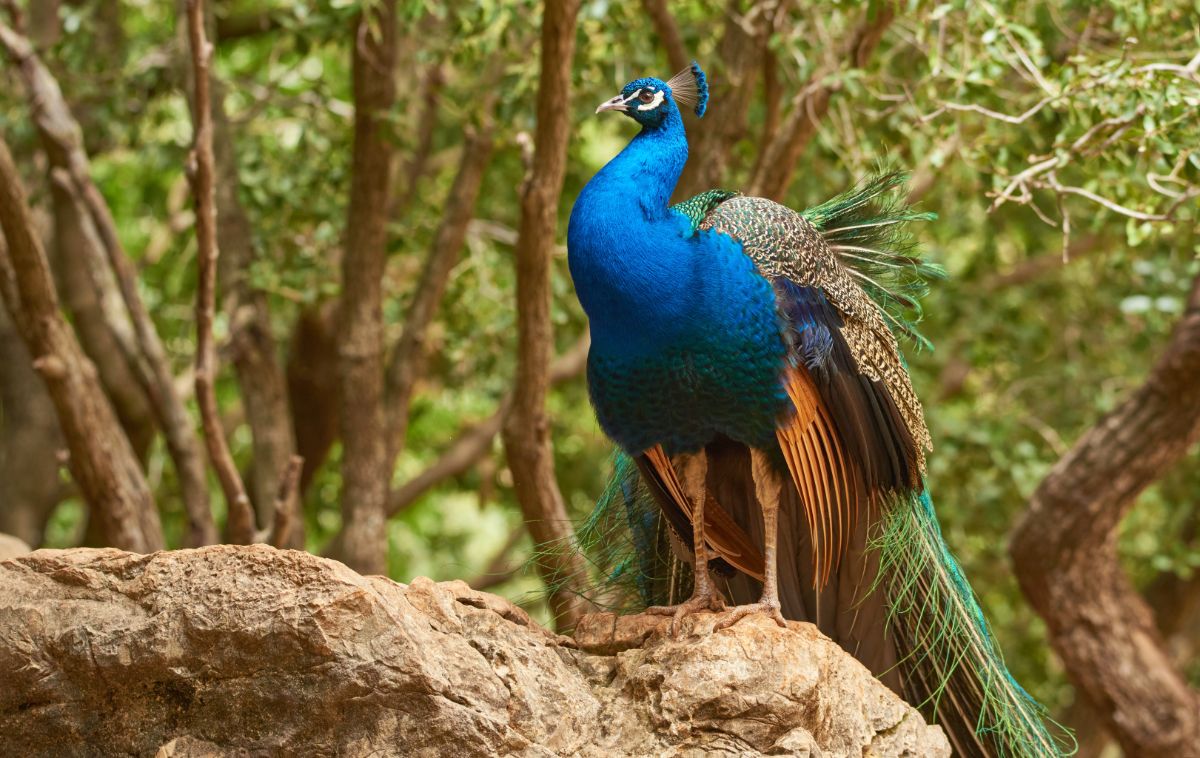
689,192,929,587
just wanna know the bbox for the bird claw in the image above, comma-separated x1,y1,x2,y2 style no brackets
644,589,726,636
713,601,787,631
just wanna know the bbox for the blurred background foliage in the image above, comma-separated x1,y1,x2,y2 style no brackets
2,0,1198,727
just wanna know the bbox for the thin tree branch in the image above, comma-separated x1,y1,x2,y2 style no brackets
640,0,689,73
186,0,254,544
179,0,298,531
675,0,778,198
0,137,163,553
385,111,497,463
391,62,445,219
468,526,527,592
386,336,589,518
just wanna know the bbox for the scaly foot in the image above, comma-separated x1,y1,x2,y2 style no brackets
644,588,727,636
714,600,787,631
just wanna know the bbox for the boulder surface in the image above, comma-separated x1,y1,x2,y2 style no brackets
0,545,948,757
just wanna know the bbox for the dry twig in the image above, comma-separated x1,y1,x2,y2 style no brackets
185,0,255,544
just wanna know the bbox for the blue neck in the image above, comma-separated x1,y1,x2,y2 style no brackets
602,107,688,214
568,110,694,355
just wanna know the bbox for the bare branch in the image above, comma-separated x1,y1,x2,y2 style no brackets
386,336,589,518
467,527,527,592
385,108,498,464
186,0,254,544
748,3,897,200
0,137,163,553
391,62,445,218
0,18,217,547
675,0,778,198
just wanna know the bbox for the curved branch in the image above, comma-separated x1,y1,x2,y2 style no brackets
748,3,896,200
1010,275,1200,757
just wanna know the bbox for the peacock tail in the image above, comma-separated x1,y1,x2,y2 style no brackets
875,490,1074,757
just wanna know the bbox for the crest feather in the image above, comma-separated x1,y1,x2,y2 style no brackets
666,61,708,117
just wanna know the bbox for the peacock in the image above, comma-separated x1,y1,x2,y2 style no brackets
566,63,1070,757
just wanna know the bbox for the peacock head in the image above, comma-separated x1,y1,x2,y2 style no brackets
594,61,708,129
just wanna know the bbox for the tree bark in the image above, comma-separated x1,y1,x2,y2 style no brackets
0,136,163,553
748,3,896,200
46,171,156,459
338,0,397,576
500,0,591,632
186,0,254,545
1009,274,1200,758
288,303,340,495
0,19,217,547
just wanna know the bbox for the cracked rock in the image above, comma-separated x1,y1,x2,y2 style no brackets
0,545,948,757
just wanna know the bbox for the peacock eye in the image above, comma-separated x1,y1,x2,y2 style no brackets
638,90,656,104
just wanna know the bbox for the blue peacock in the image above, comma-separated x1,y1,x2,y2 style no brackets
566,63,1070,757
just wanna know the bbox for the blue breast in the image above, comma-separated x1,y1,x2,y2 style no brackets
568,121,788,455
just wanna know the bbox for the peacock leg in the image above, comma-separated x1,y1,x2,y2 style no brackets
644,451,725,633
716,448,787,630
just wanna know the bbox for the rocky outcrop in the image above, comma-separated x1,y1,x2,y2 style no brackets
0,545,948,757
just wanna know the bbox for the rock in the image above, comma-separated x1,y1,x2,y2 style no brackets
0,545,948,757
0,532,30,561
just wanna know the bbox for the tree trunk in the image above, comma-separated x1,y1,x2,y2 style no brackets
337,0,397,576
500,0,591,632
1009,274,1200,757
0,136,162,553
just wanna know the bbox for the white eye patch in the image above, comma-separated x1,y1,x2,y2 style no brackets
637,90,665,111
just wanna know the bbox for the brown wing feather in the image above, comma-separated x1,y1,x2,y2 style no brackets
776,366,866,587
642,445,766,581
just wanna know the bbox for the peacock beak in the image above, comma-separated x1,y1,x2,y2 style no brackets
595,94,629,114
